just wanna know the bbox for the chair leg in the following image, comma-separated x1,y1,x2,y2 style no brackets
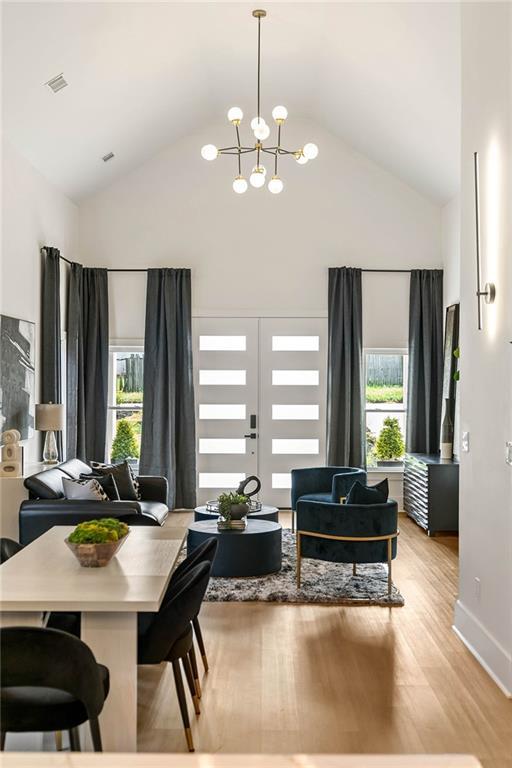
55,731,63,751
89,717,103,752
291,508,295,533
1,732,6,751
172,659,194,752
352,563,357,576
193,616,208,673
189,643,201,698
387,538,392,597
296,532,301,588
182,654,201,715
68,727,81,752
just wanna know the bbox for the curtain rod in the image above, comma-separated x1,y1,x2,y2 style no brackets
362,269,411,273
58,255,147,272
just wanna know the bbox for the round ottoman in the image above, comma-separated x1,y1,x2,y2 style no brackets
187,520,282,577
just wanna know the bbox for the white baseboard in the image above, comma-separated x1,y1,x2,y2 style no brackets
453,599,512,698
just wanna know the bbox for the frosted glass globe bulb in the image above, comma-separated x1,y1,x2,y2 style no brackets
201,144,218,161
233,176,248,194
296,152,308,165
254,123,270,141
227,107,243,123
250,167,266,188
251,116,266,130
268,176,284,194
303,142,319,160
272,105,288,123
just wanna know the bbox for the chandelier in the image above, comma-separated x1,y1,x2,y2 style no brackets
200,9,318,194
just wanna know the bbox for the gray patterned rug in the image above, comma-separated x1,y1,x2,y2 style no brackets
200,530,404,606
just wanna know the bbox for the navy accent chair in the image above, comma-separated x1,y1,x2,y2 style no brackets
290,466,367,531
295,498,399,597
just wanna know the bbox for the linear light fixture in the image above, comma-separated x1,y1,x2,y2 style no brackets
474,151,496,330
201,9,318,194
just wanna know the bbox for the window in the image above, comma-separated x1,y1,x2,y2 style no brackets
199,335,246,351
272,335,319,351
272,369,319,386
365,350,408,468
107,348,144,466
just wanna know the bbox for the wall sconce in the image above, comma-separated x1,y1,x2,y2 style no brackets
474,151,496,330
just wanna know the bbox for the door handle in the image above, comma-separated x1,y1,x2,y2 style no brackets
244,433,257,439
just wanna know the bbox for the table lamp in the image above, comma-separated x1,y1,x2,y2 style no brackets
35,403,65,464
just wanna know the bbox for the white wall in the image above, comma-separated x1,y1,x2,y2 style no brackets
1,138,79,465
453,3,512,696
442,194,461,307
78,119,442,345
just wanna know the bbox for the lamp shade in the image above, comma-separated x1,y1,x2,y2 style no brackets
35,403,65,431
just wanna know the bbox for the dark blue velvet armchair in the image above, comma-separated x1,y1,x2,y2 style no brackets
290,466,367,531
295,498,399,597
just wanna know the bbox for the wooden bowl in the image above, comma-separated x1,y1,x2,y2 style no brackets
65,532,129,568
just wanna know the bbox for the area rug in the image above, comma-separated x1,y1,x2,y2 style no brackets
200,530,404,607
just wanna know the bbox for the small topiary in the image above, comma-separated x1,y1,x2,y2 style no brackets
111,419,139,462
375,416,405,461
68,518,129,544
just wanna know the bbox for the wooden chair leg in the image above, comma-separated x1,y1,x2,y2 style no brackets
68,727,81,752
352,563,357,576
189,643,201,698
1,732,6,751
172,659,194,752
89,717,103,752
192,616,208,673
55,731,63,751
182,654,201,715
296,532,301,588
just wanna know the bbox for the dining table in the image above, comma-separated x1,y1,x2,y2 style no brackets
0,524,186,753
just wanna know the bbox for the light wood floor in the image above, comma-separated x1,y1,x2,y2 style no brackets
138,513,512,767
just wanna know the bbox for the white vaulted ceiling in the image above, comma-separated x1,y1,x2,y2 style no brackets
2,2,460,203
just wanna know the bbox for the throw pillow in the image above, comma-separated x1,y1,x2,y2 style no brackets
90,460,138,501
63,477,109,502
128,464,141,500
346,478,389,505
80,472,120,501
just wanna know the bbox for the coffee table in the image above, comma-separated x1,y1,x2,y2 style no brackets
194,503,279,524
187,519,282,577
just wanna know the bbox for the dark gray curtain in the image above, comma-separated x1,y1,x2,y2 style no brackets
326,267,364,468
66,265,109,462
140,268,196,509
406,269,444,454
41,247,63,458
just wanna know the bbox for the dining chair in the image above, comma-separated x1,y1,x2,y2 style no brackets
137,561,212,752
138,536,218,693
0,626,109,752
0,538,81,638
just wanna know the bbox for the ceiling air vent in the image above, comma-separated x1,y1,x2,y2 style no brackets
102,152,115,163
45,73,68,93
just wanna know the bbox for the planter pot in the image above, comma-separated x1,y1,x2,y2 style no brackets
376,460,403,467
65,532,129,568
228,503,249,520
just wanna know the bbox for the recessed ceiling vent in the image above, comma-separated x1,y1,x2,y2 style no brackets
45,73,68,93
102,152,115,163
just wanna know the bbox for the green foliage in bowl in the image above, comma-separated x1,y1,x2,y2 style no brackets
217,492,249,519
68,518,129,544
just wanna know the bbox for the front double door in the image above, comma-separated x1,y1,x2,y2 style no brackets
193,317,327,507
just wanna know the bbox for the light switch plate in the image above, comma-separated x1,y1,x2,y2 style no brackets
462,431,470,452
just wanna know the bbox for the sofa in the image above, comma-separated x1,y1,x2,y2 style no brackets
19,458,169,545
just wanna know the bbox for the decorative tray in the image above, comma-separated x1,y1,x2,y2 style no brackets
206,499,262,514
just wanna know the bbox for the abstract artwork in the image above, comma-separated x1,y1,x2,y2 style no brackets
0,314,35,439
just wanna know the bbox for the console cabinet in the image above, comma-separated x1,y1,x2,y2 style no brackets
403,453,459,535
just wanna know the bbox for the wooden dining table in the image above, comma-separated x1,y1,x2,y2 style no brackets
0,524,186,753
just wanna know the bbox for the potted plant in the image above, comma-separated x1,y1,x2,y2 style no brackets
217,491,249,529
66,518,130,567
375,416,405,467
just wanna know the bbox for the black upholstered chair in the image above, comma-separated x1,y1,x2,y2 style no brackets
0,538,81,638
291,466,367,531
296,498,399,597
138,561,212,752
0,626,109,751
163,537,218,678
